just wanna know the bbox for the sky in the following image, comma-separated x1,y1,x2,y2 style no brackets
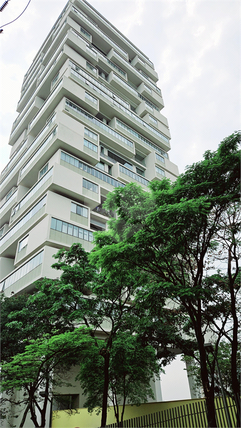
0,0,240,401
0,0,240,176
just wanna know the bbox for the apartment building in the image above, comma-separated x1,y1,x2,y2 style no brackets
0,0,179,422
0,0,178,298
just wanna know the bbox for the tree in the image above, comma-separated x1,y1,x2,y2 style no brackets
91,132,240,427
0,252,97,428
1,328,93,428
51,244,190,427
77,331,160,427
52,245,161,427
183,341,241,399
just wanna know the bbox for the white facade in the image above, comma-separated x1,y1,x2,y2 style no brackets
0,0,179,421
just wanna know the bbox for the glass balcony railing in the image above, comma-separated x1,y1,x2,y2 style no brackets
20,127,57,177
65,99,134,149
0,195,47,247
69,62,129,108
138,94,159,111
1,140,27,177
71,4,154,69
0,250,44,292
71,5,160,91
11,168,53,218
116,119,169,157
0,189,17,214
61,151,125,189
28,78,62,130
119,165,149,186
0,115,56,187
11,100,35,137
51,217,94,242
72,6,128,60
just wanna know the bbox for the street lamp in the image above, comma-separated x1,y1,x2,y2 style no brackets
204,343,232,428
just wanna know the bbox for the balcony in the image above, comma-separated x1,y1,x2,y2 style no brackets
9,96,45,147
115,118,170,154
0,250,44,295
60,150,124,199
131,55,158,82
0,188,18,228
137,82,164,109
0,195,47,257
64,98,135,158
70,5,128,61
111,163,148,188
10,168,54,226
49,217,94,253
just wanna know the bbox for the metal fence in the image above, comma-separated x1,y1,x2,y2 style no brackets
104,397,237,428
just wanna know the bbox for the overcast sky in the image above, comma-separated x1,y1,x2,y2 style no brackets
0,0,239,401
0,0,240,175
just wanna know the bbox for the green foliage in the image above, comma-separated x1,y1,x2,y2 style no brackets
1,327,92,392
90,132,240,427
183,341,241,397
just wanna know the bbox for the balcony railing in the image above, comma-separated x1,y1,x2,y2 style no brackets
0,250,44,292
119,165,149,186
11,168,53,218
0,189,17,214
0,195,47,247
116,119,169,157
70,61,129,109
65,99,134,149
61,151,125,189
72,6,128,60
20,127,57,177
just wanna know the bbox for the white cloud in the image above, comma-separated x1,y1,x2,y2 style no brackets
0,0,240,178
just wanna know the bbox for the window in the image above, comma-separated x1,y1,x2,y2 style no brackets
107,59,126,77
144,84,152,93
155,166,165,176
90,218,106,231
71,202,88,218
53,394,79,411
65,99,133,148
39,163,49,178
51,72,59,87
51,218,93,242
136,167,145,176
84,127,98,141
0,196,47,247
5,188,15,201
150,116,158,126
107,150,133,169
18,235,29,252
61,151,124,188
0,251,44,292
86,62,97,74
156,153,165,163
85,92,98,104
0,226,5,238
80,26,91,40
84,139,98,153
83,178,98,193
135,153,145,164
119,165,149,186
96,162,105,171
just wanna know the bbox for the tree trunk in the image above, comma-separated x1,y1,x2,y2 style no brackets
101,350,110,427
228,248,240,427
19,403,30,428
40,377,49,428
194,311,217,427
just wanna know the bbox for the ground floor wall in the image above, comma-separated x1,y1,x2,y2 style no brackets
51,399,205,428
